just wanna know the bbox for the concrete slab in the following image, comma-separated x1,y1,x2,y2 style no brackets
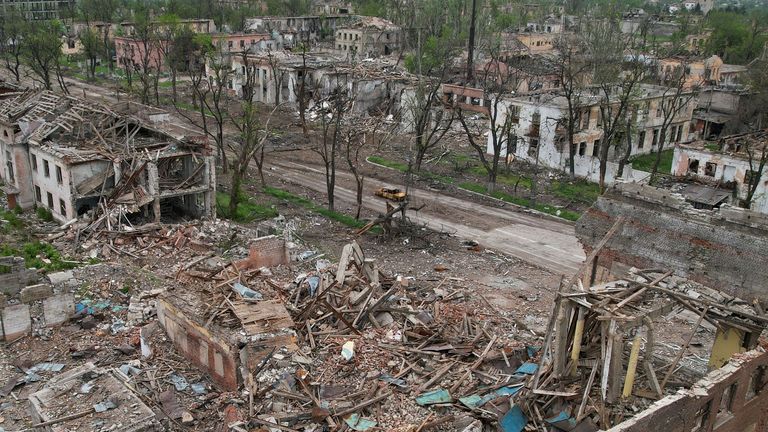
20,283,53,303
1,303,31,341
47,270,75,286
43,293,74,326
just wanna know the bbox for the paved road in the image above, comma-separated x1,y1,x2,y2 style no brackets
268,159,585,275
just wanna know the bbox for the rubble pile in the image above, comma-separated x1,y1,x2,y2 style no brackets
514,269,768,431
172,240,539,431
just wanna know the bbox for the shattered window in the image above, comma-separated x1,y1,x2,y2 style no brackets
705,162,717,177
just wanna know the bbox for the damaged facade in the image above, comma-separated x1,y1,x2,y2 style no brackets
488,84,695,184
671,131,768,213
0,90,216,224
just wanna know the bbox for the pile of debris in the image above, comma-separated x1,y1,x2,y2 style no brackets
512,267,768,431
165,239,539,431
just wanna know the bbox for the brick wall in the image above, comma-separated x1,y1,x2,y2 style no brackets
607,349,768,432
576,183,768,302
156,298,240,391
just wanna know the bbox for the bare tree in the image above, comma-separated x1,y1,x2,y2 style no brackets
553,32,591,179
585,16,648,191
743,136,768,209
266,48,287,107
294,38,312,137
0,11,27,82
455,47,519,193
227,102,280,216
648,64,697,183
312,72,353,212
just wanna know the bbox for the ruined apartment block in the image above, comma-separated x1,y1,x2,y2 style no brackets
0,90,215,224
672,131,768,214
489,84,695,184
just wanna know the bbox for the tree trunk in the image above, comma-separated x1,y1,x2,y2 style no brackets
229,168,242,217
650,128,668,185
355,175,364,219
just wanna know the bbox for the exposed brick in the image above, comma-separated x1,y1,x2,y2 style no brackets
576,184,768,302
235,235,288,270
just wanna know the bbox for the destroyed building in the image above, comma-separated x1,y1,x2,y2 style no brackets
0,90,216,224
671,131,768,213
332,16,402,58
488,84,695,184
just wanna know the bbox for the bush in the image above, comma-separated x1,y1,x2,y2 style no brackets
36,207,54,222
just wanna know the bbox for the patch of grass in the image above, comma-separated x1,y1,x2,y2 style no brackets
469,166,533,189
459,182,582,221
36,207,54,222
0,241,77,272
368,155,409,172
264,186,370,229
630,149,674,173
551,179,601,204
705,143,720,152
0,209,25,232
216,191,278,223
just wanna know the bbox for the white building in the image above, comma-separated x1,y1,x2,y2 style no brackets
672,132,768,213
486,85,695,184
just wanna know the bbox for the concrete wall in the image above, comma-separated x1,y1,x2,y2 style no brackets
156,298,240,391
672,146,768,214
576,183,768,302
607,349,768,432
28,148,76,222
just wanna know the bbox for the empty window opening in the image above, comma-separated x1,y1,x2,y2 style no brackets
55,165,62,184
688,159,700,174
35,185,41,202
59,199,67,217
46,192,53,209
43,159,50,177
638,131,646,149
593,139,601,157
578,142,587,156
31,154,37,171
527,138,539,157
704,162,717,177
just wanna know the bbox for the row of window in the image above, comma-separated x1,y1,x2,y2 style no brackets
337,32,360,41
33,185,67,218
31,154,63,184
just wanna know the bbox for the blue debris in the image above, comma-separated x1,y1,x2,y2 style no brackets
232,282,263,300
119,364,141,376
526,346,540,359
378,373,408,388
344,413,378,431
30,363,65,373
545,411,578,430
500,405,528,432
459,385,523,408
191,383,208,395
75,303,95,315
415,389,452,405
93,400,117,413
515,362,538,375
307,276,320,296
169,374,189,391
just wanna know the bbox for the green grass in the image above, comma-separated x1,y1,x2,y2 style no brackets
0,209,25,232
36,207,54,222
216,191,278,222
551,180,601,204
459,182,582,221
263,186,371,229
0,241,77,272
368,155,409,172
469,166,532,189
630,149,674,173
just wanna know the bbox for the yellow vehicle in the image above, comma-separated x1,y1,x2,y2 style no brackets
374,187,407,201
